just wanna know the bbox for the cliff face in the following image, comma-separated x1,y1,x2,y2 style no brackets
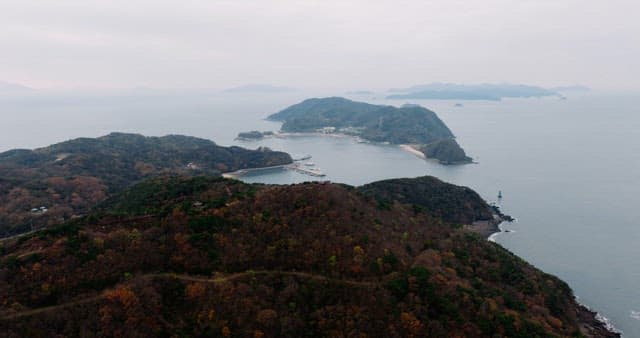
0,176,616,337
0,133,292,237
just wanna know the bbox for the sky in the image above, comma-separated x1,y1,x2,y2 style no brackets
1,0,638,91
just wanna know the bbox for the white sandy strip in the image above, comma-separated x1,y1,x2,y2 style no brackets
399,144,426,159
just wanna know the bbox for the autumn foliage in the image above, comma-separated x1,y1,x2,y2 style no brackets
0,176,612,337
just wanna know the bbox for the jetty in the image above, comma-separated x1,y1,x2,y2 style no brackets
287,163,326,177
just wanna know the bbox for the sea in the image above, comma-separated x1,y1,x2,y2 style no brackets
1,89,638,336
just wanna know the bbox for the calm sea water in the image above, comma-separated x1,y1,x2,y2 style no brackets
1,91,638,335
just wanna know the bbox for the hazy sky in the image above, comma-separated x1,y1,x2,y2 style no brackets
1,0,638,91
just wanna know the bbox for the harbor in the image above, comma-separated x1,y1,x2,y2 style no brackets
223,155,326,179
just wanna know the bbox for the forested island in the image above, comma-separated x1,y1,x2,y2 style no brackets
0,133,292,237
0,175,617,337
268,97,472,164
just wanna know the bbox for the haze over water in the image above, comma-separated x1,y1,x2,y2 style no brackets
1,91,639,335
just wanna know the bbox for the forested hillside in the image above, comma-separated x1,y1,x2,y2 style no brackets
0,133,291,237
0,176,616,337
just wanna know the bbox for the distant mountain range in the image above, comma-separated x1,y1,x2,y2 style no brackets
221,84,295,93
0,81,34,94
386,83,559,101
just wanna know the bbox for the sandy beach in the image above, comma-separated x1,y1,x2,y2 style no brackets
399,144,426,159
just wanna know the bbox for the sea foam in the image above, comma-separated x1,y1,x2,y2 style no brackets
577,300,623,335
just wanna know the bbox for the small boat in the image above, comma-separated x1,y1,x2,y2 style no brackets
304,162,315,167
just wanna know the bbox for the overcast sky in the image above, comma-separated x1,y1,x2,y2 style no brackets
1,0,638,91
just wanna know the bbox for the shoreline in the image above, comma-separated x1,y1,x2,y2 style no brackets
472,217,621,337
274,131,366,141
471,214,621,337
464,213,506,240
399,143,475,165
222,163,290,179
237,130,620,336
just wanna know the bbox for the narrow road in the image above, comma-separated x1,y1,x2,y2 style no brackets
0,270,378,321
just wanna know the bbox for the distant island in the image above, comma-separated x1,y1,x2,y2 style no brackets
236,130,275,140
0,175,617,337
268,97,472,164
0,133,292,237
387,83,559,101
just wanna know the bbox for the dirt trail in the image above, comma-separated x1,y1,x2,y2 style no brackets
0,270,378,321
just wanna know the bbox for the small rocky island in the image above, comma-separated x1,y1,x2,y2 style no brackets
235,130,274,140
268,97,472,164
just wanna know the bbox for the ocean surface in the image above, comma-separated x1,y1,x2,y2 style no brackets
1,90,638,336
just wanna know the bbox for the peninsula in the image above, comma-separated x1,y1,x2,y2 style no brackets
268,97,472,164
0,133,292,237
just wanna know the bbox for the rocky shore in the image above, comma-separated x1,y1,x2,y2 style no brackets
464,204,514,239
577,304,621,337
469,210,621,338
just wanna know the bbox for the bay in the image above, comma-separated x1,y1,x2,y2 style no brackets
1,90,638,335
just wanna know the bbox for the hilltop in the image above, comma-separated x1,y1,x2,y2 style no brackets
0,176,616,337
0,133,291,237
268,97,472,164
358,176,494,225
